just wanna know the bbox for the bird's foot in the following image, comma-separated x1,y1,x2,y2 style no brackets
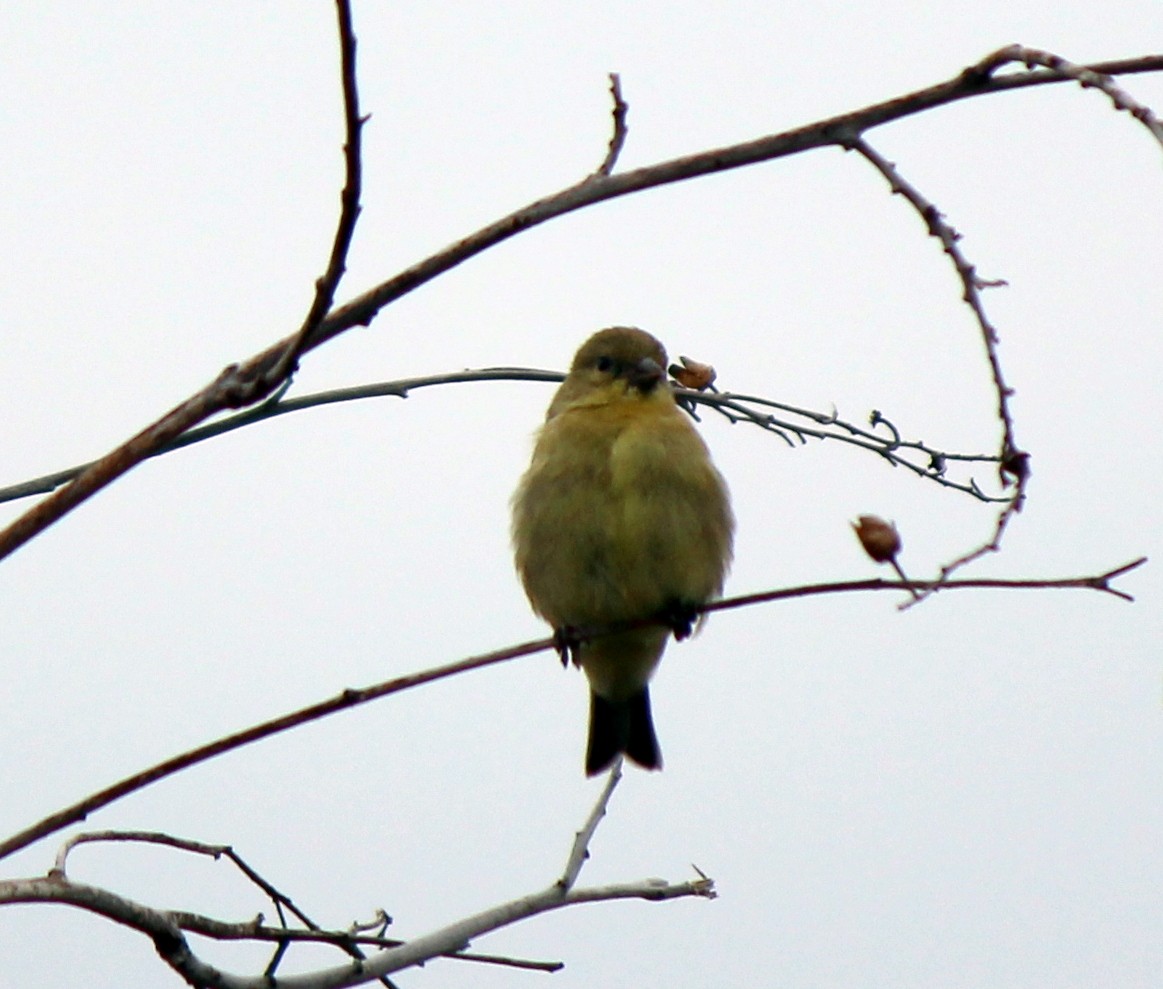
659,600,700,641
553,626,584,668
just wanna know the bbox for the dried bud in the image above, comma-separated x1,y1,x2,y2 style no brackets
668,355,717,391
999,447,1030,486
853,515,901,564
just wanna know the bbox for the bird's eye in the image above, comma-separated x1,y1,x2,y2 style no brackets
595,356,614,373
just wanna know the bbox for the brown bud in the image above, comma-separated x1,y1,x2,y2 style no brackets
1000,447,1030,487
668,355,717,391
853,515,901,564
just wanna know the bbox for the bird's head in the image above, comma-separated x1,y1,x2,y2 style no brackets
548,327,671,417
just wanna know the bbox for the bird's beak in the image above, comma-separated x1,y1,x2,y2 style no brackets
628,356,664,393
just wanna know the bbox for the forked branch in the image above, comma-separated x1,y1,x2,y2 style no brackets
1,774,710,989
0,49,1159,563
0,557,1143,864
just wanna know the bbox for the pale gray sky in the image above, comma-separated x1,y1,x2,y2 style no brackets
1,3,1160,987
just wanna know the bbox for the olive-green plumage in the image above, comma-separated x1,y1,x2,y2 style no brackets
512,327,734,775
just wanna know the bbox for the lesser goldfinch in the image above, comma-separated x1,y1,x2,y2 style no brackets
512,327,734,775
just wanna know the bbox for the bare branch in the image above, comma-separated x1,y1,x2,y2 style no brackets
0,875,217,985
700,556,1148,618
1,776,707,989
559,760,623,890
174,911,563,973
565,876,716,905
968,45,1163,149
54,830,340,936
0,370,247,563
0,636,552,863
0,868,699,988
692,390,1010,501
1,557,1143,864
0,369,1007,507
266,0,366,386
844,135,1027,594
54,830,226,877
308,51,1162,356
0,0,367,565
45,829,562,974
594,72,630,175
1,50,1158,562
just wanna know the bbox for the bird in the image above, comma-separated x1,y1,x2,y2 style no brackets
512,326,734,775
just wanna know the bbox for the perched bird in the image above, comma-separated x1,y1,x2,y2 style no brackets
512,327,734,775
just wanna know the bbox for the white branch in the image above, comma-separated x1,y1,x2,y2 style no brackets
0,773,713,989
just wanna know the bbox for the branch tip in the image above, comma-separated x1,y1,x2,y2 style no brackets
595,71,630,175
3,48,1160,557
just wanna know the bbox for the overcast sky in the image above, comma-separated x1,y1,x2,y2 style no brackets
1,3,1160,988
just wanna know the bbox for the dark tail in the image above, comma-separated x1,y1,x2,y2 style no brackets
585,688,662,776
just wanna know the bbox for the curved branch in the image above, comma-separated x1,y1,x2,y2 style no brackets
0,0,366,565
595,72,629,175
0,635,553,863
972,46,1163,149
0,50,1158,563
1,773,709,989
0,557,1143,864
0,370,1006,506
265,0,366,385
47,829,560,973
299,52,1163,357
844,135,1028,587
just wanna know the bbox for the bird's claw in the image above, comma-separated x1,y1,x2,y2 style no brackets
553,626,583,667
659,601,699,641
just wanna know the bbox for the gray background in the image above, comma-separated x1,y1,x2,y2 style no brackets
1,3,1160,987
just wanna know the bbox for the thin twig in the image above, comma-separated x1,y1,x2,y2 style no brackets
54,830,226,877
52,828,395,981
48,829,562,972
1,51,1158,563
0,0,368,566
0,557,1143,864
2,816,710,989
0,370,555,505
266,0,366,386
559,760,622,890
175,910,564,972
888,558,921,601
594,72,629,175
699,557,1148,617
969,45,1163,149
697,390,1010,501
844,135,1028,597
0,370,1007,506
0,636,552,863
